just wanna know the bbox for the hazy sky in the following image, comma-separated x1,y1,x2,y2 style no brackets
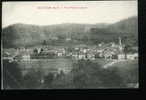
2,1,137,28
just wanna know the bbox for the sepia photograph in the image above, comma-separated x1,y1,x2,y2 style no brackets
1,0,138,89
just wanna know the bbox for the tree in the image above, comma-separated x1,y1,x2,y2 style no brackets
71,60,102,88
99,68,125,88
3,60,23,89
33,48,38,54
42,40,47,45
71,59,125,88
43,73,54,88
23,70,42,89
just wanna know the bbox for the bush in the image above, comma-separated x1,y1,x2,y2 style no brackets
3,60,23,89
71,60,126,88
43,73,54,88
99,68,126,88
22,70,42,89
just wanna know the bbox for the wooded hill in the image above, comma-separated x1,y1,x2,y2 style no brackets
2,16,138,48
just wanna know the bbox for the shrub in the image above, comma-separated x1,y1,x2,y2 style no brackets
3,60,23,89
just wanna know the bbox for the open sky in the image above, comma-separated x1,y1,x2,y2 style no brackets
2,1,137,28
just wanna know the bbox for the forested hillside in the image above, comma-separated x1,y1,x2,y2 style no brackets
2,16,138,48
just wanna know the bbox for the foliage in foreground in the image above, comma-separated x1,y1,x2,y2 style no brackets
3,59,138,89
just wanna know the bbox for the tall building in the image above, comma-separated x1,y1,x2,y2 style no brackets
118,37,123,52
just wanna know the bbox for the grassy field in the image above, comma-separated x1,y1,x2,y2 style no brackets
93,58,112,66
17,58,74,76
3,56,138,89
107,59,139,88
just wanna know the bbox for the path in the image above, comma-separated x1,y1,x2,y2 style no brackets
103,59,126,69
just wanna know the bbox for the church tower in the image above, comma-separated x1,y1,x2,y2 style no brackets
119,37,122,46
118,37,123,52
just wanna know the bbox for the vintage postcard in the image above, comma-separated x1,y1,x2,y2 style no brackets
1,0,138,89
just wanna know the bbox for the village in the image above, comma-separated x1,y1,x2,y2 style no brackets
2,1,139,89
2,37,139,89
3,37,138,62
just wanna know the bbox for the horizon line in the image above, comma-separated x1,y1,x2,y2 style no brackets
2,15,137,28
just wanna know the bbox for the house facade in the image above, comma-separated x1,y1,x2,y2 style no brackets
127,53,138,60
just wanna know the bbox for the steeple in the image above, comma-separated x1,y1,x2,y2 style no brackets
119,37,122,46
118,37,123,52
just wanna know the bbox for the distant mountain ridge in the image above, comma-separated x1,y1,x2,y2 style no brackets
108,16,138,35
2,16,138,48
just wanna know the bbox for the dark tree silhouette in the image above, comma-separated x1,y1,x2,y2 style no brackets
71,60,125,88
42,40,47,45
33,48,38,54
44,73,54,88
23,70,42,89
3,60,23,89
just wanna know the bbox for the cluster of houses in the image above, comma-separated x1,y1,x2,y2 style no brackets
3,37,138,61
29,37,138,61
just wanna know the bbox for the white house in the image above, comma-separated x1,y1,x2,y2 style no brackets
78,54,86,60
81,49,87,53
96,49,104,57
71,53,78,59
57,52,63,57
37,48,41,54
66,38,71,41
111,42,117,47
83,52,94,60
52,36,58,40
75,47,79,50
127,53,138,60
118,53,125,60
22,54,30,61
